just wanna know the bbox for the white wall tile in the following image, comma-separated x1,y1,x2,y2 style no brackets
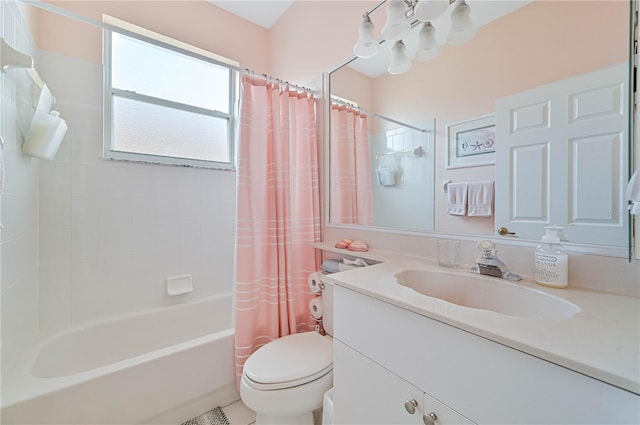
71,225,101,260
5,42,239,331
71,196,103,227
71,255,103,294
100,195,134,228
39,160,71,198
155,224,181,254
1,1,40,370
126,167,159,199
72,164,104,198
156,196,180,225
1,272,37,342
1,193,35,243
101,224,133,256
130,225,158,255
40,194,72,229
129,196,158,226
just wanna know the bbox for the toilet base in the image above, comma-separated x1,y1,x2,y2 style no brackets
240,369,332,425
255,412,314,425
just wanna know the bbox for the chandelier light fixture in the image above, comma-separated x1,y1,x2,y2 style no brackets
388,40,412,74
353,13,378,58
352,0,477,75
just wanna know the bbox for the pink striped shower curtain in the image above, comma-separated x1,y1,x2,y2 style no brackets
330,103,373,225
234,75,321,385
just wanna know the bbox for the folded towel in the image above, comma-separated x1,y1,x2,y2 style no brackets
322,260,341,273
447,182,468,215
468,181,494,217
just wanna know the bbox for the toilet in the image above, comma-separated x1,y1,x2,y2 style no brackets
240,281,334,425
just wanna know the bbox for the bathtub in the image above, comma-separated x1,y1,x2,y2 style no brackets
1,293,238,424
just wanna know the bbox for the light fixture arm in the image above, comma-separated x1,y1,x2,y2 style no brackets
362,0,458,29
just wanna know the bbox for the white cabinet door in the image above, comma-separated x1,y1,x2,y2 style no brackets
423,393,474,425
333,340,423,425
333,340,475,425
495,63,629,245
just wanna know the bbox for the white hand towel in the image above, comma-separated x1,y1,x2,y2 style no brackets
447,182,468,215
468,181,494,217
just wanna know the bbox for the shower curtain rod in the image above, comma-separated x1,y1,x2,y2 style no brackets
240,70,314,94
23,0,316,95
331,97,429,133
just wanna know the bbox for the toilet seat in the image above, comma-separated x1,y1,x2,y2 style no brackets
243,332,333,391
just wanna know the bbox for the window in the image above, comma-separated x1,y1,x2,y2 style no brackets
104,17,237,169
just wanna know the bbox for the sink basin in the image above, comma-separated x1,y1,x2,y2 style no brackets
394,269,580,319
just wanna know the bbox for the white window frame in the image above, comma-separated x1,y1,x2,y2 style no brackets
103,16,237,170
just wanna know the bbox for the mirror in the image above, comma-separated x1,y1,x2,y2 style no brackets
328,0,633,249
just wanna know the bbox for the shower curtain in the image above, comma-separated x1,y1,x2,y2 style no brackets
330,103,373,225
234,74,321,384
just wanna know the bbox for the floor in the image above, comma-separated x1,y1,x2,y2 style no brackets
219,400,323,425
222,400,256,425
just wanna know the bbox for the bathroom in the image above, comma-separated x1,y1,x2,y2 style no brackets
1,0,638,424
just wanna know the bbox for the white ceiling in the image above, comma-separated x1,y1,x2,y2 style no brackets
207,0,294,29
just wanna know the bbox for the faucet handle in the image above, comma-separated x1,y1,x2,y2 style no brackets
476,240,497,258
476,240,495,251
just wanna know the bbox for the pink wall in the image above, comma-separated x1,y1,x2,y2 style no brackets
36,0,270,72
330,66,374,112
269,0,382,84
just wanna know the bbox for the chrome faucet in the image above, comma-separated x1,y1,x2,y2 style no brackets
469,240,522,281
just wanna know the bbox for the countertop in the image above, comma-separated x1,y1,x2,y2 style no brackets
317,244,640,395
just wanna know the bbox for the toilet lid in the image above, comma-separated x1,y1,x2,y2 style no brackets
243,332,333,390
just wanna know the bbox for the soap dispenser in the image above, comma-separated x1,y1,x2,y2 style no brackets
534,226,568,288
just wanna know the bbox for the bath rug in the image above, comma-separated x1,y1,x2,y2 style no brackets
182,407,230,425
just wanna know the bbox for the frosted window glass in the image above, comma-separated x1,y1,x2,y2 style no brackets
112,96,229,162
111,32,230,113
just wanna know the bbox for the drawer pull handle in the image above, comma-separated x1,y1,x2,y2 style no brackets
404,399,418,415
423,412,438,425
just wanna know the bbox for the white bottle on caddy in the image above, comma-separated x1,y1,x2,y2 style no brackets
534,226,568,288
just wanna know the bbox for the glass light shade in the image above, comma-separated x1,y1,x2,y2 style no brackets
447,0,477,45
416,22,441,61
388,40,412,75
381,0,411,41
414,0,449,22
353,15,378,58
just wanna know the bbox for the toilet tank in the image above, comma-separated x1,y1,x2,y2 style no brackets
320,279,334,336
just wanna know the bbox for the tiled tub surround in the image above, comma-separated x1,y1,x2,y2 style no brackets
321,247,639,396
1,0,40,393
1,293,237,425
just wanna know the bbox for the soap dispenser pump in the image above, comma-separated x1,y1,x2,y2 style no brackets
534,226,568,288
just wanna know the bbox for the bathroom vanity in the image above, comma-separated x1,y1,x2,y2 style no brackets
323,250,640,424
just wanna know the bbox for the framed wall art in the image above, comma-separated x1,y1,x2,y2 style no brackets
445,113,496,169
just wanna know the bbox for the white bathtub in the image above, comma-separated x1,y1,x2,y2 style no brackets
1,293,238,424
